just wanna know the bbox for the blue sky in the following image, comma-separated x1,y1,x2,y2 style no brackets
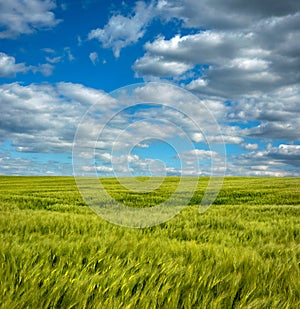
0,0,300,176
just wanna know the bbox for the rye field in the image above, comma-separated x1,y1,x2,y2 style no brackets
0,176,299,308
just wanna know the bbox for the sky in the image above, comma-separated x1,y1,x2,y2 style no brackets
0,0,300,176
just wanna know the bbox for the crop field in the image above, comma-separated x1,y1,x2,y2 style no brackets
0,176,300,308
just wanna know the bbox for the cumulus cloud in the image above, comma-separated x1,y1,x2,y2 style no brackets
273,144,300,167
134,27,297,97
0,82,113,154
2,1,299,176
56,82,115,109
242,143,258,150
34,63,55,76
133,54,193,77
88,1,155,57
130,1,300,171
0,51,54,77
133,1,300,99
71,83,228,177
0,52,28,77
0,82,298,176
226,85,300,142
247,121,298,140
0,0,61,38
157,0,300,29
230,143,300,176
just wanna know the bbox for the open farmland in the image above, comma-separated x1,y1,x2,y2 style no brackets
0,176,299,308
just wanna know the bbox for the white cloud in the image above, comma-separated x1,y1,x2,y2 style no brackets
0,154,71,176
242,143,258,150
56,82,115,109
171,148,224,176
137,31,237,67
0,52,27,77
209,135,243,144
89,52,98,65
71,83,227,177
133,2,300,100
64,47,75,61
0,82,114,154
96,166,114,172
0,51,54,77
42,47,75,64
226,85,300,141
88,1,155,57
184,148,217,158
227,58,270,71
229,143,300,176
132,83,227,128
41,48,56,53
35,63,54,76
45,56,62,64
133,54,193,77
0,82,298,176
279,144,300,151
0,0,61,38
273,144,300,166
157,0,300,30
134,30,287,97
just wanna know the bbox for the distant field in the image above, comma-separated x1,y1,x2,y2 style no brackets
0,176,299,308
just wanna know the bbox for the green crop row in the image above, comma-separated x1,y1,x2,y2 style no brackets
1,176,300,210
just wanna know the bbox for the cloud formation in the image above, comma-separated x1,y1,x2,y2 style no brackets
0,52,54,77
230,144,300,176
157,0,300,29
130,0,299,99
131,0,300,175
227,85,300,141
0,81,299,176
0,0,61,38
0,82,112,153
88,1,155,57
0,52,27,77
1,0,299,176
135,20,300,97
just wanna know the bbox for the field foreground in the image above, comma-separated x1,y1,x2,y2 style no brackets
0,176,299,308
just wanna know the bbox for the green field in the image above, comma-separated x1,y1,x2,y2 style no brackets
0,176,299,308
